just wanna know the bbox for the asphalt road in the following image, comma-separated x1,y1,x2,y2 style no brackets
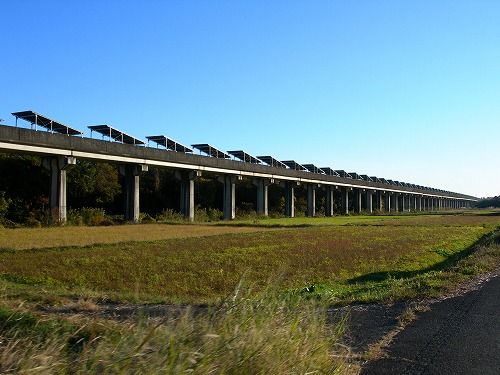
362,274,500,375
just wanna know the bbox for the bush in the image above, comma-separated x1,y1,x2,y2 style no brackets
194,207,223,222
67,208,112,226
24,217,41,228
155,209,184,223
140,213,156,224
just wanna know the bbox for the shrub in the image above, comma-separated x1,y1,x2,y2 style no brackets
67,208,111,226
140,213,156,224
194,207,223,222
155,209,184,223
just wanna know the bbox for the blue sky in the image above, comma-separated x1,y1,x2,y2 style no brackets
1,1,499,197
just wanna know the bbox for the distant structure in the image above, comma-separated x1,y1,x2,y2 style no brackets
1,109,477,223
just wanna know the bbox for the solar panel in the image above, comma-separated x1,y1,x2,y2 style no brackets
227,150,261,164
394,181,404,186
12,110,83,136
349,173,363,180
380,178,389,184
321,167,341,177
146,135,192,152
281,160,307,171
256,156,288,168
191,144,230,159
387,179,396,185
370,176,381,182
360,175,373,181
89,125,144,145
335,170,352,178
302,164,325,174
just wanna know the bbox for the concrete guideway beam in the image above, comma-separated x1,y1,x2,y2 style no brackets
0,127,477,205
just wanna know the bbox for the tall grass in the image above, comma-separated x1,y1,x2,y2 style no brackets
0,284,346,374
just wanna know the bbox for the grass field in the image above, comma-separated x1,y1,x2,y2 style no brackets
0,212,498,304
0,223,274,250
0,211,499,373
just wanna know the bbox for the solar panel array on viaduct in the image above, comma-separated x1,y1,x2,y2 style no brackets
9,109,463,195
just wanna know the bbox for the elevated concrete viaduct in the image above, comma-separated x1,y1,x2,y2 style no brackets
0,125,477,223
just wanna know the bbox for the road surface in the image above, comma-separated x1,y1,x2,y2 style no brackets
361,274,500,375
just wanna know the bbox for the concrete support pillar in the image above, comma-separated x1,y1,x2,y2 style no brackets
366,190,373,213
177,170,201,222
430,198,434,211
355,188,362,213
325,186,336,217
384,193,391,212
375,191,382,211
222,175,239,220
45,156,76,224
341,187,349,215
419,196,422,211
307,184,316,217
254,178,272,217
400,194,406,212
122,164,147,223
285,182,295,218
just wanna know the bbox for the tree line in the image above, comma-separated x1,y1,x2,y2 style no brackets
0,153,325,226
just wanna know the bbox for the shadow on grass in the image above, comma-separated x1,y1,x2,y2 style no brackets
213,222,315,229
348,229,500,284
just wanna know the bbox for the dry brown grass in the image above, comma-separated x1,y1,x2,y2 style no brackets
0,224,273,250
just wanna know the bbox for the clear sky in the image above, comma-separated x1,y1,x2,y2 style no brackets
1,1,499,197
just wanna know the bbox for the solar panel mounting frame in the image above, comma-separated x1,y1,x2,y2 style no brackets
12,110,83,136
